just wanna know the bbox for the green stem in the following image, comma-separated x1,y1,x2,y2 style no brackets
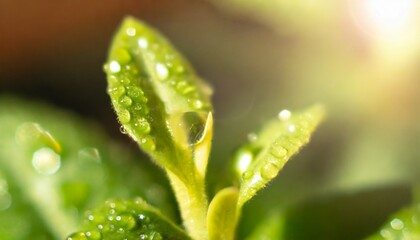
167,171,208,240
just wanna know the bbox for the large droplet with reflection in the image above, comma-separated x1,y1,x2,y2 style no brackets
32,147,61,175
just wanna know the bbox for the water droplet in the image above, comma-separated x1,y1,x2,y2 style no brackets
135,118,151,134
85,230,102,240
32,147,61,175
109,86,126,98
180,112,207,144
119,109,131,124
248,187,257,196
119,77,130,85
380,229,393,239
242,170,253,180
109,61,121,73
155,63,169,80
288,124,296,132
270,142,287,159
138,213,150,223
278,109,291,121
261,162,280,180
118,214,137,230
138,37,149,49
67,232,88,240
140,137,156,151
78,148,101,163
126,27,136,36
176,81,188,92
119,96,133,107
390,218,404,230
235,148,253,176
15,122,61,153
126,86,143,99
120,126,128,134
139,234,148,239
192,99,203,109
114,48,131,65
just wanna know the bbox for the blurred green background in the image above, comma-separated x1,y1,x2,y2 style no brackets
1,0,420,239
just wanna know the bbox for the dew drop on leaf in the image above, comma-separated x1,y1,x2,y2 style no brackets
390,218,404,230
181,112,207,145
260,162,280,180
155,63,169,81
140,137,156,151
270,141,288,159
135,118,151,134
120,126,128,135
139,233,148,239
138,37,149,49
114,48,132,65
242,170,253,180
118,109,131,124
288,124,296,132
234,148,254,177
119,96,133,107
32,147,61,175
85,230,102,240
109,61,121,73
126,86,141,99
278,109,291,121
67,232,88,240
192,99,203,110
126,27,136,36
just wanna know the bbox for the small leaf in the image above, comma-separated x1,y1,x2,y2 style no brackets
104,16,213,183
237,104,325,207
67,198,191,240
207,187,239,240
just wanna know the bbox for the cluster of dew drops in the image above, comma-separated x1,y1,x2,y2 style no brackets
234,109,295,182
67,199,164,240
104,21,211,153
378,204,420,240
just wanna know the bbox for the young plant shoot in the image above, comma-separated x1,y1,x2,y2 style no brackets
73,16,325,240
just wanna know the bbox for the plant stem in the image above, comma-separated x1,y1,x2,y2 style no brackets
167,171,208,240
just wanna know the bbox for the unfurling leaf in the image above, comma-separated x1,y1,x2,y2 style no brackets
237,104,325,207
67,198,191,240
207,187,239,240
104,17,213,183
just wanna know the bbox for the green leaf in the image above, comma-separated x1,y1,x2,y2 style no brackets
104,16,213,183
236,104,325,207
366,202,420,240
67,198,191,240
0,96,174,239
207,187,239,240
